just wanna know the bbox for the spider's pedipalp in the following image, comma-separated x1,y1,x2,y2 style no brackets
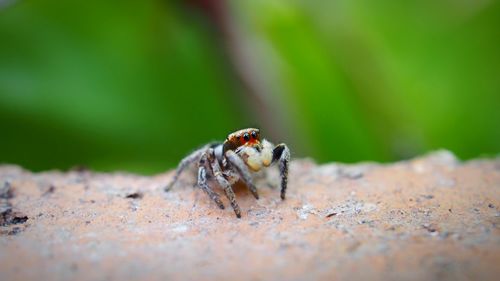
260,139,274,167
197,152,225,210
272,143,290,200
209,153,241,218
225,150,259,200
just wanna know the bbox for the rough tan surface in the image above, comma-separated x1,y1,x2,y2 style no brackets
0,150,499,281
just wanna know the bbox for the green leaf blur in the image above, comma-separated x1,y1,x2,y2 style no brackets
1,0,499,174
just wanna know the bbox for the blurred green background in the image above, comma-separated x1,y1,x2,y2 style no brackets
0,0,499,174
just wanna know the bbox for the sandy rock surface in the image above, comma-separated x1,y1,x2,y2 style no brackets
1,150,499,281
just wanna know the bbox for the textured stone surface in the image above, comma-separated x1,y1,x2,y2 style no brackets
0,150,499,281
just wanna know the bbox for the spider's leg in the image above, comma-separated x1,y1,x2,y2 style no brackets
197,152,225,210
272,143,290,200
225,150,259,200
165,145,211,192
210,154,242,218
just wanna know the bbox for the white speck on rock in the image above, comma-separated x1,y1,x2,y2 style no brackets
362,203,377,213
297,204,316,220
323,198,377,218
172,224,189,233
314,164,340,179
412,161,427,174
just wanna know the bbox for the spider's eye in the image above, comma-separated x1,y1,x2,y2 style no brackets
251,131,257,139
243,133,250,141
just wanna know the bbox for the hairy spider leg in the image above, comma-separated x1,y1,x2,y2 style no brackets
165,144,213,191
197,151,225,209
272,143,290,200
209,150,242,218
225,150,260,200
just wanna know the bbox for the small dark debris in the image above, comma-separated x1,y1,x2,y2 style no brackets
90,200,96,203
38,213,43,217
125,192,143,199
488,203,494,208
43,185,56,196
473,208,480,213
422,224,437,233
11,215,28,224
421,194,434,200
326,212,337,218
448,209,452,213
85,221,91,225
1,210,28,226
358,219,375,226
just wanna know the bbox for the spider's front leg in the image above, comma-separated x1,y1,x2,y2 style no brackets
197,151,225,210
272,143,290,200
208,152,242,218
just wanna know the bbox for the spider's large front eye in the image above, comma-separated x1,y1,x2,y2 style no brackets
251,131,257,139
243,133,250,141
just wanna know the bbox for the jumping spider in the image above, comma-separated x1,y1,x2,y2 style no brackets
165,128,290,218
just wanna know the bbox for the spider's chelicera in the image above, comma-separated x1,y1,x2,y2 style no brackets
165,128,290,218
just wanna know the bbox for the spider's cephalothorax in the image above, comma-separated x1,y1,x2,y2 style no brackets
165,128,290,218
